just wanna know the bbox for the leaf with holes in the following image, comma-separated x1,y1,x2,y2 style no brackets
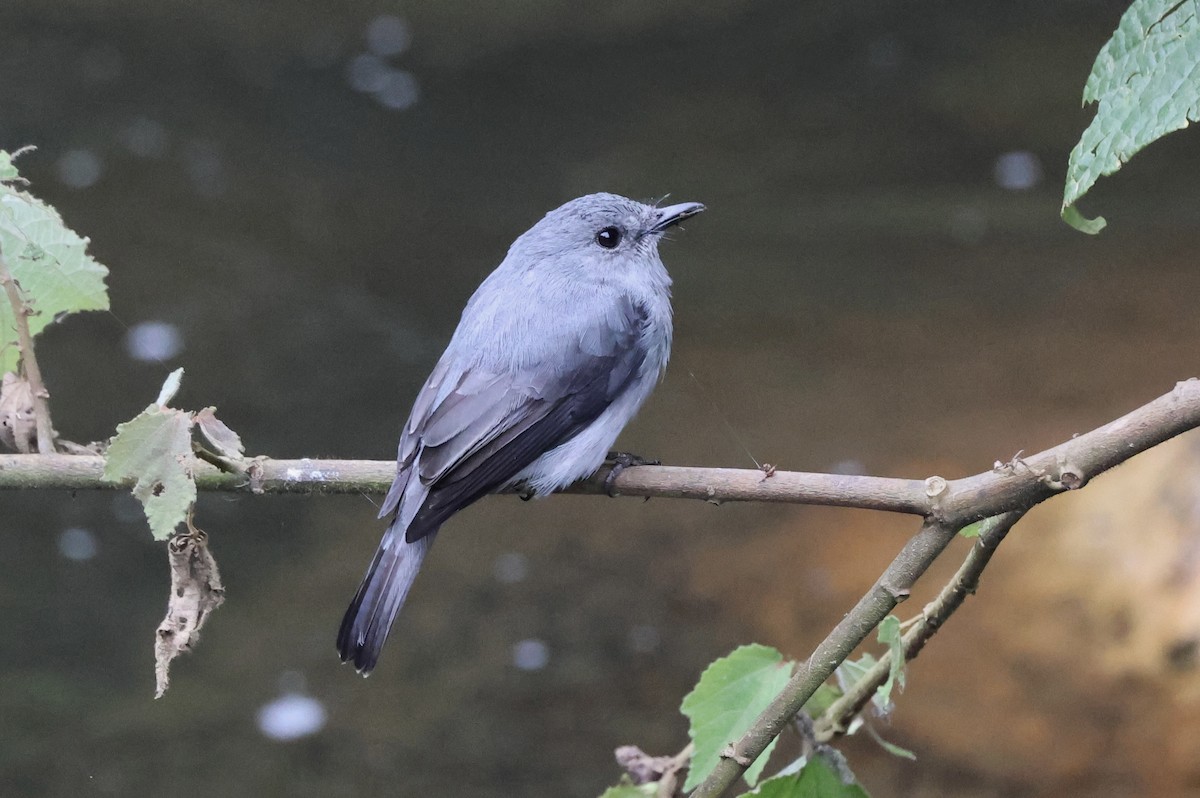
0,150,109,373
1062,0,1200,232
104,404,196,540
682,644,794,791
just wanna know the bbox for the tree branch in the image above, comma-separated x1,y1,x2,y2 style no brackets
0,242,55,453
688,378,1200,798
938,379,1200,523
0,453,933,511
810,509,1026,743
2,379,1199,798
691,518,962,798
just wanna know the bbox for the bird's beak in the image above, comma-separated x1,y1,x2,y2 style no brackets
650,201,706,233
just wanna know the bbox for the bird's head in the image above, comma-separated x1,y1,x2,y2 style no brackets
509,193,705,277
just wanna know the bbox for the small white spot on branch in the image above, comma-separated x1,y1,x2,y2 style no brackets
924,475,948,498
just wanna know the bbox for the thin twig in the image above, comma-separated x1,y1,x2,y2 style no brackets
0,454,933,511
691,518,962,798
810,510,1026,743
0,381,1197,512
0,242,55,452
689,379,1200,798
191,442,246,476
939,379,1200,523
1,379,1199,798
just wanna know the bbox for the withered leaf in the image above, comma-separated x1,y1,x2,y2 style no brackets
154,521,225,698
194,406,245,460
0,371,35,452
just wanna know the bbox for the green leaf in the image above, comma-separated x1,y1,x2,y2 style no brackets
802,682,843,717
832,654,872,732
1062,0,1200,232
156,367,184,407
1060,204,1107,235
958,521,983,539
875,615,905,711
835,653,875,691
0,151,18,182
103,405,196,540
0,153,109,373
682,644,794,791
735,757,871,797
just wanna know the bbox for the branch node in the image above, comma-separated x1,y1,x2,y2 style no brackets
923,475,948,502
1043,462,1087,491
719,744,752,767
246,458,267,494
992,449,1032,474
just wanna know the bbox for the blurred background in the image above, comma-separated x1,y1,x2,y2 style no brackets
4,1,1200,795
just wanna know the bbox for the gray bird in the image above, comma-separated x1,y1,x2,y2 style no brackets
337,193,704,674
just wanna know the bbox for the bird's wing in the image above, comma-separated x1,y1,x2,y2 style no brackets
380,297,651,541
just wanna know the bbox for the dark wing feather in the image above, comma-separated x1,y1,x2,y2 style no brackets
399,298,650,542
341,297,651,673
406,351,641,540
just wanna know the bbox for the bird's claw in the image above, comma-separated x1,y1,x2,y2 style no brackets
604,451,660,497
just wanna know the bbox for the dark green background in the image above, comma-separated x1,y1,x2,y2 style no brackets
3,2,1198,795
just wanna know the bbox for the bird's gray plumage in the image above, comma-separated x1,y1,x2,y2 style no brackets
337,193,704,674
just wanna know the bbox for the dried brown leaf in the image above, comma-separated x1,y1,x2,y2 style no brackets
154,518,225,698
615,744,693,797
194,406,245,460
0,371,35,452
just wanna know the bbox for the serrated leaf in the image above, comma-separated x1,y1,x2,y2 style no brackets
736,757,871,798
681,644,794,791
195,406,245,459
875,615,905,711
1062,0,1200,231
0,153,109,373
103,404,196,540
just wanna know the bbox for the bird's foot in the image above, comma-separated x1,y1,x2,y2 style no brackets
604,451,660,497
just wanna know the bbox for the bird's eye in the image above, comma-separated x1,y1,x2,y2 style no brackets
596,226,622,249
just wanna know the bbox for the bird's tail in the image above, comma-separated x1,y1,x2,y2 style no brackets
337,521,437,675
